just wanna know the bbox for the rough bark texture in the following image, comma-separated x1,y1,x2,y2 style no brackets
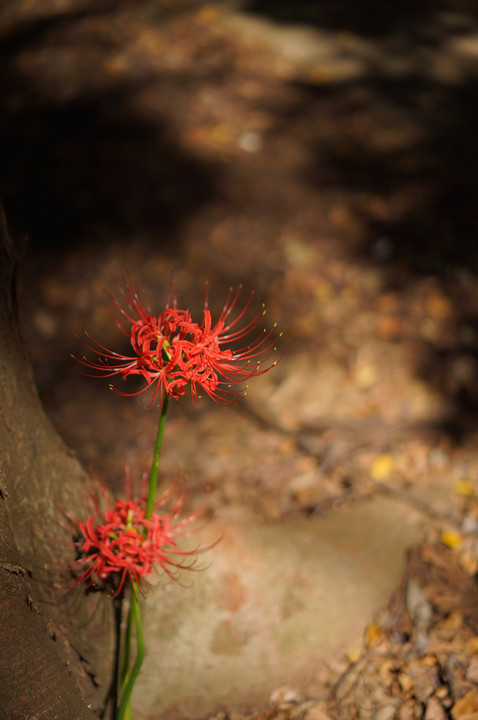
0,205,111,719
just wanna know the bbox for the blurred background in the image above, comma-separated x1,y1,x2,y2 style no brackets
2,1,478,716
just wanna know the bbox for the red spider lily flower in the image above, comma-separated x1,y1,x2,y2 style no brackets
178,285,281,404
76,275,193,404
65,473,208,597
76,274,282,406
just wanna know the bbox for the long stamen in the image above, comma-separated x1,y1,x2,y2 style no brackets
74,275,281,407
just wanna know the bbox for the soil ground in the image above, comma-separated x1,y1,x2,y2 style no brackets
2,1,478,718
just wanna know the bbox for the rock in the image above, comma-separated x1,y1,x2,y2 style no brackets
424,696,448,720
134,496,424,719
374,705,398,720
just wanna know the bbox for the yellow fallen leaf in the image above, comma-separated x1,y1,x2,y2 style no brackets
364,621,385,648
371,454,394,481
440,529,463,549
454,479,476,497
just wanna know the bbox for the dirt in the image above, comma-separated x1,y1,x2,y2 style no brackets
2,0,478,718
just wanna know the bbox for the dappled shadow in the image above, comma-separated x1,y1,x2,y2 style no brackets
0,0,219,259
299,74,478,280
0,87,217,247
230,0,478,433
233,0,478,286
242,0,478,38
282,56,478,429
3,0,478,439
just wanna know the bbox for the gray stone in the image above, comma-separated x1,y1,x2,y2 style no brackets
134,495,424,719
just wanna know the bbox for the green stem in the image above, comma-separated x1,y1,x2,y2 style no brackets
117,585,144,720
145,394,169,519
117,395,169,718
120,596,133,697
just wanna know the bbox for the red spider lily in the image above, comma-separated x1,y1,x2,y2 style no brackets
76,275,193,404
178,285,281,404
76,274,281,406
65,474,208,597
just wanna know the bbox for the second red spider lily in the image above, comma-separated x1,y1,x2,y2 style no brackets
62,470,214,720
64,474,208,599
76,275,281,406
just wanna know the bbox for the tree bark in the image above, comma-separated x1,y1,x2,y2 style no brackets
0,205,111,718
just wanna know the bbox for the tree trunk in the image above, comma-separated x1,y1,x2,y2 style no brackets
0,205,111,718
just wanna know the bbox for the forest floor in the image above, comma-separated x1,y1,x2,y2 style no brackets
2,0,478,718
